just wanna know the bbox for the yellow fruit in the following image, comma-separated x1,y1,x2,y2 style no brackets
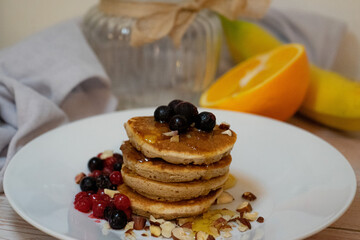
221,16,282,62
221,18,360,131
200,44,310,121
300,66,360,131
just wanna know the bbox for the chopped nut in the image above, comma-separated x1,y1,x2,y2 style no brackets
100,150,113,159
236,202,252,213
242,192,257,201
238,222,249,232
221,130,232,136
257,216,265,223
150,215,165,226
160,221,176,238
212,217,227,230
133,215,146,230
216,191,234,204
244,212,258,221
208,226,220,238
181,222,193,229
124,221,134,232
163,130,179,137
177,217,194,226
239,218,252,229
219,122,230,130
75,172,86,184
125,229,136,240
104,188,120,198
170,135,180,142
150,225,161,237
222,231,232,238
172,227,192,240
195,231,209,240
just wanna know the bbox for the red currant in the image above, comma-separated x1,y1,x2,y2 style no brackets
102,167,112,176
92,200,109,218
90,194,102,204
74,191,88,203
113,194,131,211
109,171,123,185
74,196,92,213
104,157,117,170
90,170,102,178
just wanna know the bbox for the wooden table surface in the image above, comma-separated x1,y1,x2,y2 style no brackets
1,115,359,240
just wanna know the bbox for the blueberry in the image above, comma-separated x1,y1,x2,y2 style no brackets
96,175,112,189
104,206,116,221
174,102,198,124
169,115,189,133
195,112,216,132
154,105,172,123
80,176,98,192
113,162,123,171
88,157,104,172
168,99,183,113
108,209,128,229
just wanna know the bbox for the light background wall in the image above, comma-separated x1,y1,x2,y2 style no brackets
0,0,359,78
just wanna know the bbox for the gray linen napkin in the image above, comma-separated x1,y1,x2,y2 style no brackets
0,20,117,192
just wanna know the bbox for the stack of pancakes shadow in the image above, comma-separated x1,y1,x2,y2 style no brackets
118,116,237,220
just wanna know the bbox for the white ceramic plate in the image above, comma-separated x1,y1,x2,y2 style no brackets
4,108,356,240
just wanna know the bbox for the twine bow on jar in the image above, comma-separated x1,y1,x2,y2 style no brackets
99,0,270,47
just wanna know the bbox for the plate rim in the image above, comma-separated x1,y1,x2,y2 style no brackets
3,108,357,240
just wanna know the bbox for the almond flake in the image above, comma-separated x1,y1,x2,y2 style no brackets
124,221,134,232
104,188,120,198
221,130,232,136
170,135,180,142
100,150,113,159
162,130,179,137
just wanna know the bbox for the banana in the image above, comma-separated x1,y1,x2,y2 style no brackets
221,17,360,131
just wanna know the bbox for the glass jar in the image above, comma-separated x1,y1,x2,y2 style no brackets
82,0,222,109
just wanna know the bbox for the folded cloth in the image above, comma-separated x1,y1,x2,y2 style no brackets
0,19,117,192
255,8,347,69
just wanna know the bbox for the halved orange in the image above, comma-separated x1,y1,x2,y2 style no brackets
200,44,310,121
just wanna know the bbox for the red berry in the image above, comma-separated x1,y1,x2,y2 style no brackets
104,157,117,170
97,153,102,158
102,167,112,176
92,200,109,218
74,196,92,213
74,191,88,203
109,171,123,185
90,194,102,205
123,208,132,221
91,170,102,178
102,194,111,203
113,194,131,211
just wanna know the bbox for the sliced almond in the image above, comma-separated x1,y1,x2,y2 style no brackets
244,212,258,221
150,215,165,226
177,217,194,226
236,201,252,213
100,150,113,159
221,130,232,136
238,222,249,232
223,231,232,238
124,221,134,232
150,225,161,237
163,130,178,137
195,231,209,240
160,221,176,238
133,215,146,230
212,217,227,230
216,191,234,204
242,192,257,201
104,188,120,198
75,172,86,184
170,135,180,142
209,226,220,238
172,227,192,240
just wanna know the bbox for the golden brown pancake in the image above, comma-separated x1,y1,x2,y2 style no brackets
124,116,237,165
118,184,223,220
121,166,228,202
121,141,232,182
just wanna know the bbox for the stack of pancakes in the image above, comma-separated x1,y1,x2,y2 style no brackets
118,116,237,220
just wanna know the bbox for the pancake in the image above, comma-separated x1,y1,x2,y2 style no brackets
118,184,223,220
121,141,232,183
124,116,237,165
121,166,229,202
